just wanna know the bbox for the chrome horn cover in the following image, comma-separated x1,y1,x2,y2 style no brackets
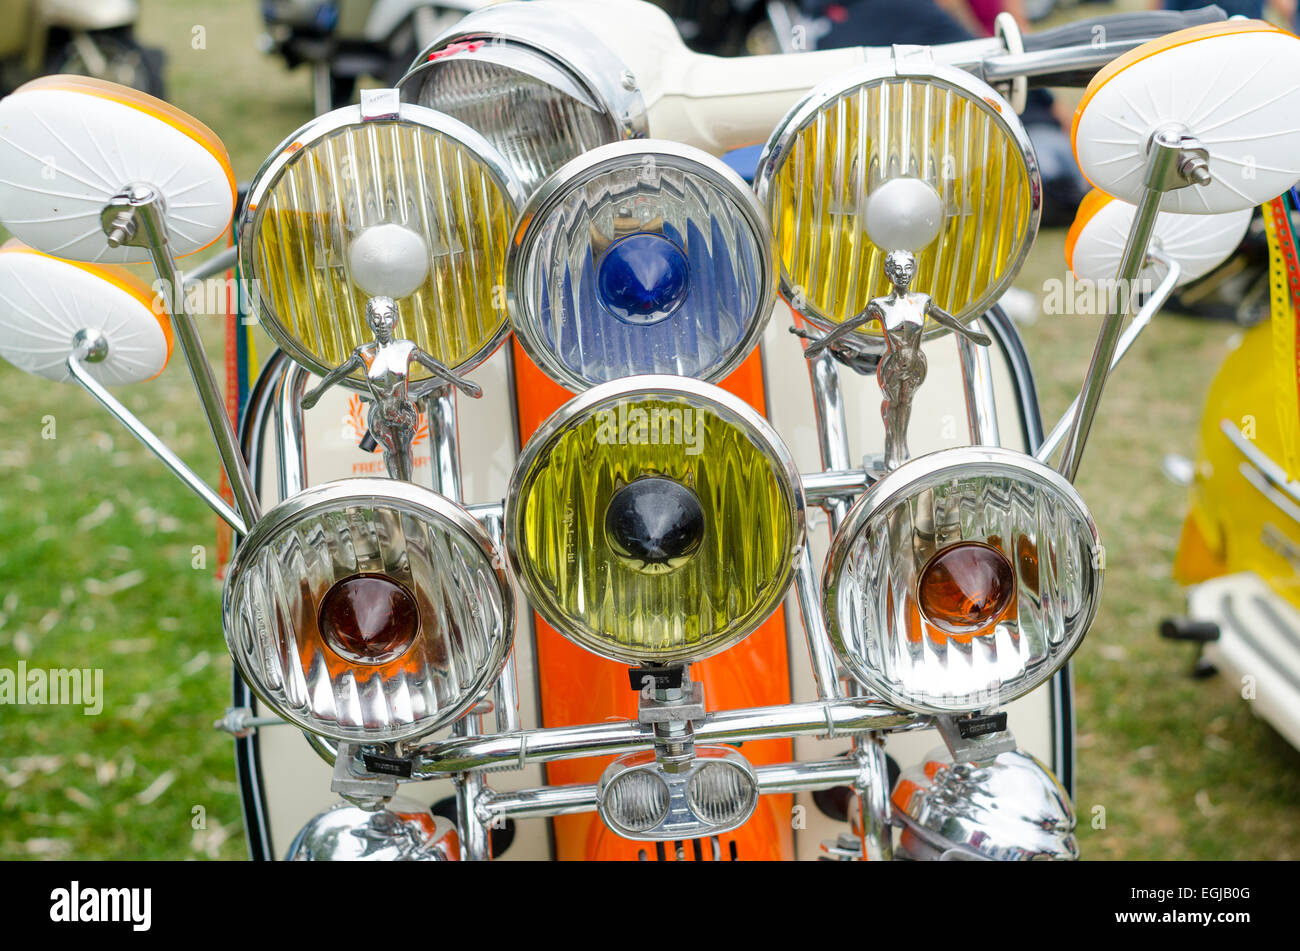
893,749,1078,861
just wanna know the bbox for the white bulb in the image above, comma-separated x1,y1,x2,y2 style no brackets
348,224,430,299
864,177,944,252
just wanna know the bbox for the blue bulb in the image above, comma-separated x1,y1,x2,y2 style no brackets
596,233,691,326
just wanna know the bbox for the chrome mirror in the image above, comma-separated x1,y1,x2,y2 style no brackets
0,75,258,529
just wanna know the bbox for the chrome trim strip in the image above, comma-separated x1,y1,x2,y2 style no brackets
1222,418,1300,511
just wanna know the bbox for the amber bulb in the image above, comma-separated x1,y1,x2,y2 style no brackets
917,541,1016,635
319,573,420,665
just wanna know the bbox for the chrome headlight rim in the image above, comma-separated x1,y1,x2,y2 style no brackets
222,477,514,744
399,2,648,144
505,140,776,394
504,373,806,666
754,60,1041,343
238,100,525,387
823,446,1100,715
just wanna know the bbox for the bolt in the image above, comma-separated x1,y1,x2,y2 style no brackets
104,209,137,248
620,70,637,92
1180,154,1211,187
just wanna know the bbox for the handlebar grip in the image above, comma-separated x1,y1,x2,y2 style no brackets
1021,6,1227,54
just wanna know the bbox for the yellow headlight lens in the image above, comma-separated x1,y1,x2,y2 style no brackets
240,102,523,380
756,64,1039,344
505,376,805,664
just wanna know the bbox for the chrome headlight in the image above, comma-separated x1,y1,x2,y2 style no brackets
223,479,513,743
398,3,645,195
756,62,1039,352
823,447,1102,715
239,97,523,384
505,375,804,665
892,748,1078,861
506,141,774,392
597,748,759,841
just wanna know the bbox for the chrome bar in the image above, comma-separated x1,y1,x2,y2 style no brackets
66,352,247,535
180,245,238,288
956,319,1000,447
793,545,842,702
453,720,492,861
1057,134,1184,483
411,697,922,776
856,735,894,861
275,364,311,499
133,199,262,527
481,510,521,736
460,477,867,521
479,784,598,821
424,384,461,501
802,467,873,502
1036,252,1180,465
465,500,505,523
808,350,853,532
980,42,1154,84
755,758,863,795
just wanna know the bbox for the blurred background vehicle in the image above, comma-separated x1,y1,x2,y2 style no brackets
0,0,165,97
257,0,485,114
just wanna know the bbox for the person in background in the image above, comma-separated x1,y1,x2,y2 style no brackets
1155,0,1263,19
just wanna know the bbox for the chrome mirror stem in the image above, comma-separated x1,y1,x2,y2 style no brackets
854,735,895,861
807,349,852,533
1036,249,1181,466
101,186,262,529
956,318,1001,447
275,364,311,499
1056,129,1206,482
65,349,247,536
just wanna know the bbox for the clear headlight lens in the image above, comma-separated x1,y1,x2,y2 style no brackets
507,141,775,392
602,766,670,834
823,447,1102,715
239,100,523,382
505,376,804,665
756,63,1040,350
398,4,645,196
400,44,619,197
222,479,513,743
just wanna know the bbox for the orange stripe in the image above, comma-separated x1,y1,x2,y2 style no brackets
1063,189,1113,276
511,340,795,861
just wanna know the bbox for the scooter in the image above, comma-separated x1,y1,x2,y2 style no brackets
0,0,164,97
2,2,1295,861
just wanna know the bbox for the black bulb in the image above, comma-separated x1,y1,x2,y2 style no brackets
604,477,705,574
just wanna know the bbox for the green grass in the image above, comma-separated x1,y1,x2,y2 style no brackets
2,0,1299,860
